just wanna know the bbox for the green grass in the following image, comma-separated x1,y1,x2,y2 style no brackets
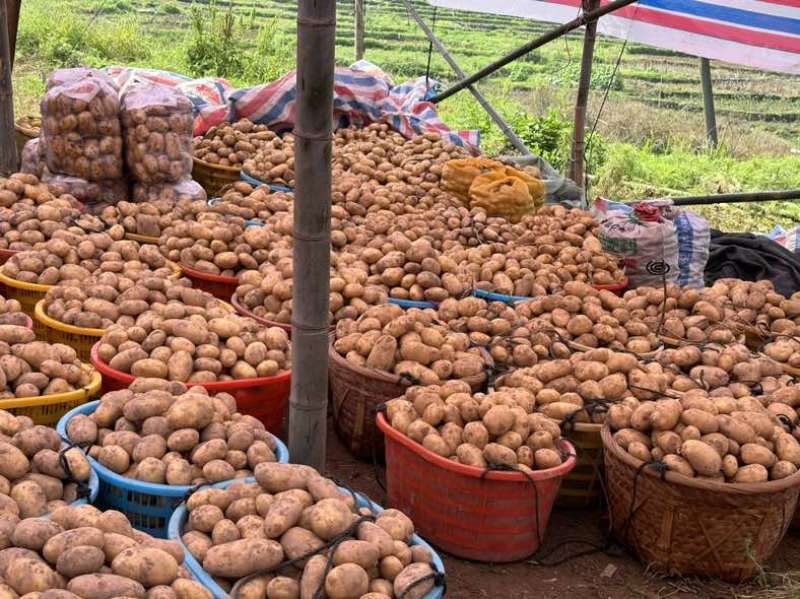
10,0,800,232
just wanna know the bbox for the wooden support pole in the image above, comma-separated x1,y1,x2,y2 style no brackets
700,58,718,148
401,0,530,155
5,0,18,70
569,0,600,187
0,0,17,174
430,0,639,103
289,0,335,470
354,0,365,61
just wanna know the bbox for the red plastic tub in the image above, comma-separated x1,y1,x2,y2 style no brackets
179,262,238,300
592,275,629,296
377,413,576,562
90,343,291,434
230,293,292,334
0,248,17,264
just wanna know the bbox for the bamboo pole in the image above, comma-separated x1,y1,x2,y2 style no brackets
430,0,640,103
401,0,530,155
569,0,600,187
0,0,17,175
289,0,336,470
354,0,365,60
5,0,18,70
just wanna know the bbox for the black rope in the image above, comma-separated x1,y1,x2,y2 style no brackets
58,441,92,499
619,459,667,545
398,571,447,599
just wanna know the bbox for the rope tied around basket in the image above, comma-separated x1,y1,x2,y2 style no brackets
58,440,92,500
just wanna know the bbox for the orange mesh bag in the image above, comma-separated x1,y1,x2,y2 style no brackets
468,174,533,222
442,158,503,199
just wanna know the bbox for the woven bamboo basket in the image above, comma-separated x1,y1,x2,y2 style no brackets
329,343,486,461
556,422,604,508
192,157,240,197
14,116,40,158
603,425,800,581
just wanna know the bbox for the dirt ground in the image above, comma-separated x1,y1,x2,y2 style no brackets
323,421,800,599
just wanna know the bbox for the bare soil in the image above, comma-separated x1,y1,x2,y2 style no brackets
324,421,800,599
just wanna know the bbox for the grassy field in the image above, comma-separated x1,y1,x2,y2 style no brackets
11,0,800,231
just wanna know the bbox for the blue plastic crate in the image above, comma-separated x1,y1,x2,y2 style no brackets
57,401,289,539
388,298,439,309
240,171,294,194
168,477,446,599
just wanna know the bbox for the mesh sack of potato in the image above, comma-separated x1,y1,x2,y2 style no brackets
180,462,439,599
0,339,91,398
41,172,128,211
2,233,166,287
40,76,124,181
441,158,504,200
121,83,194,184
386,383,567,472
95,311,291,382
68,378,281,485
242,132,295,186
607,388,800,483
43,268,213,330
468,172,539,223
0,502,213,598
45,67,116,91
193,120,272,168
0,411,94,517
333,305,488,384
20,139,46,178
130,178,206,206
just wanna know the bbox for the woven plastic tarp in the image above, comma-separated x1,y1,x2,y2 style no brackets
104,62,480,153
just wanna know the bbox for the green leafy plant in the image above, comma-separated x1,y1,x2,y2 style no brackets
186,2,244,79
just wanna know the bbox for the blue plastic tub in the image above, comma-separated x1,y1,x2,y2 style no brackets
473,288,538,305
168,477,445,599
57,401,289,538
240,171,294,194
388,298,438,310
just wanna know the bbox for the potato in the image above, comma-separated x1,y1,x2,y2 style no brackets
740,443,778,468
67,574,145,599
202,538,284,578
112,546,179,587
5,557,64,595
734,464,769,483
393,563,435,599
680,440,721,476
43,527,105,564
324,563,369,599
56,545,106,578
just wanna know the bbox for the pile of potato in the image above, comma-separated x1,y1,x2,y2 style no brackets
0,408,92,515
515,282,662,355
131,179,207,205
659,343,786,395
334,305,487,384
0,199,93,252
99,198,197,240
499,349,664,424
42,270,220,330
181,462,439,599
242,132,295,187
66,379,280,485
762,336,800,371
41,173,128,208
193,120,272,168
0,504,212,598
0,295,26,327
0,173,65,208
608,390,800,483
235,254,389,325
386,383,565,471
159,213,286,276
0,338,92,398
2,235,166,286
208,183,293,222
95,311,291,382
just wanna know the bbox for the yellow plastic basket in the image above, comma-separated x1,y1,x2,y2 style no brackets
0,271,53,339
0,366,102,426
34,300,105,363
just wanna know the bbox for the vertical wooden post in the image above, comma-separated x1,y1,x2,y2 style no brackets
700,58,718,147
0,0,17,175
289,0,335,470
5,0,19,70
569,0,600,187
354,0,365,61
